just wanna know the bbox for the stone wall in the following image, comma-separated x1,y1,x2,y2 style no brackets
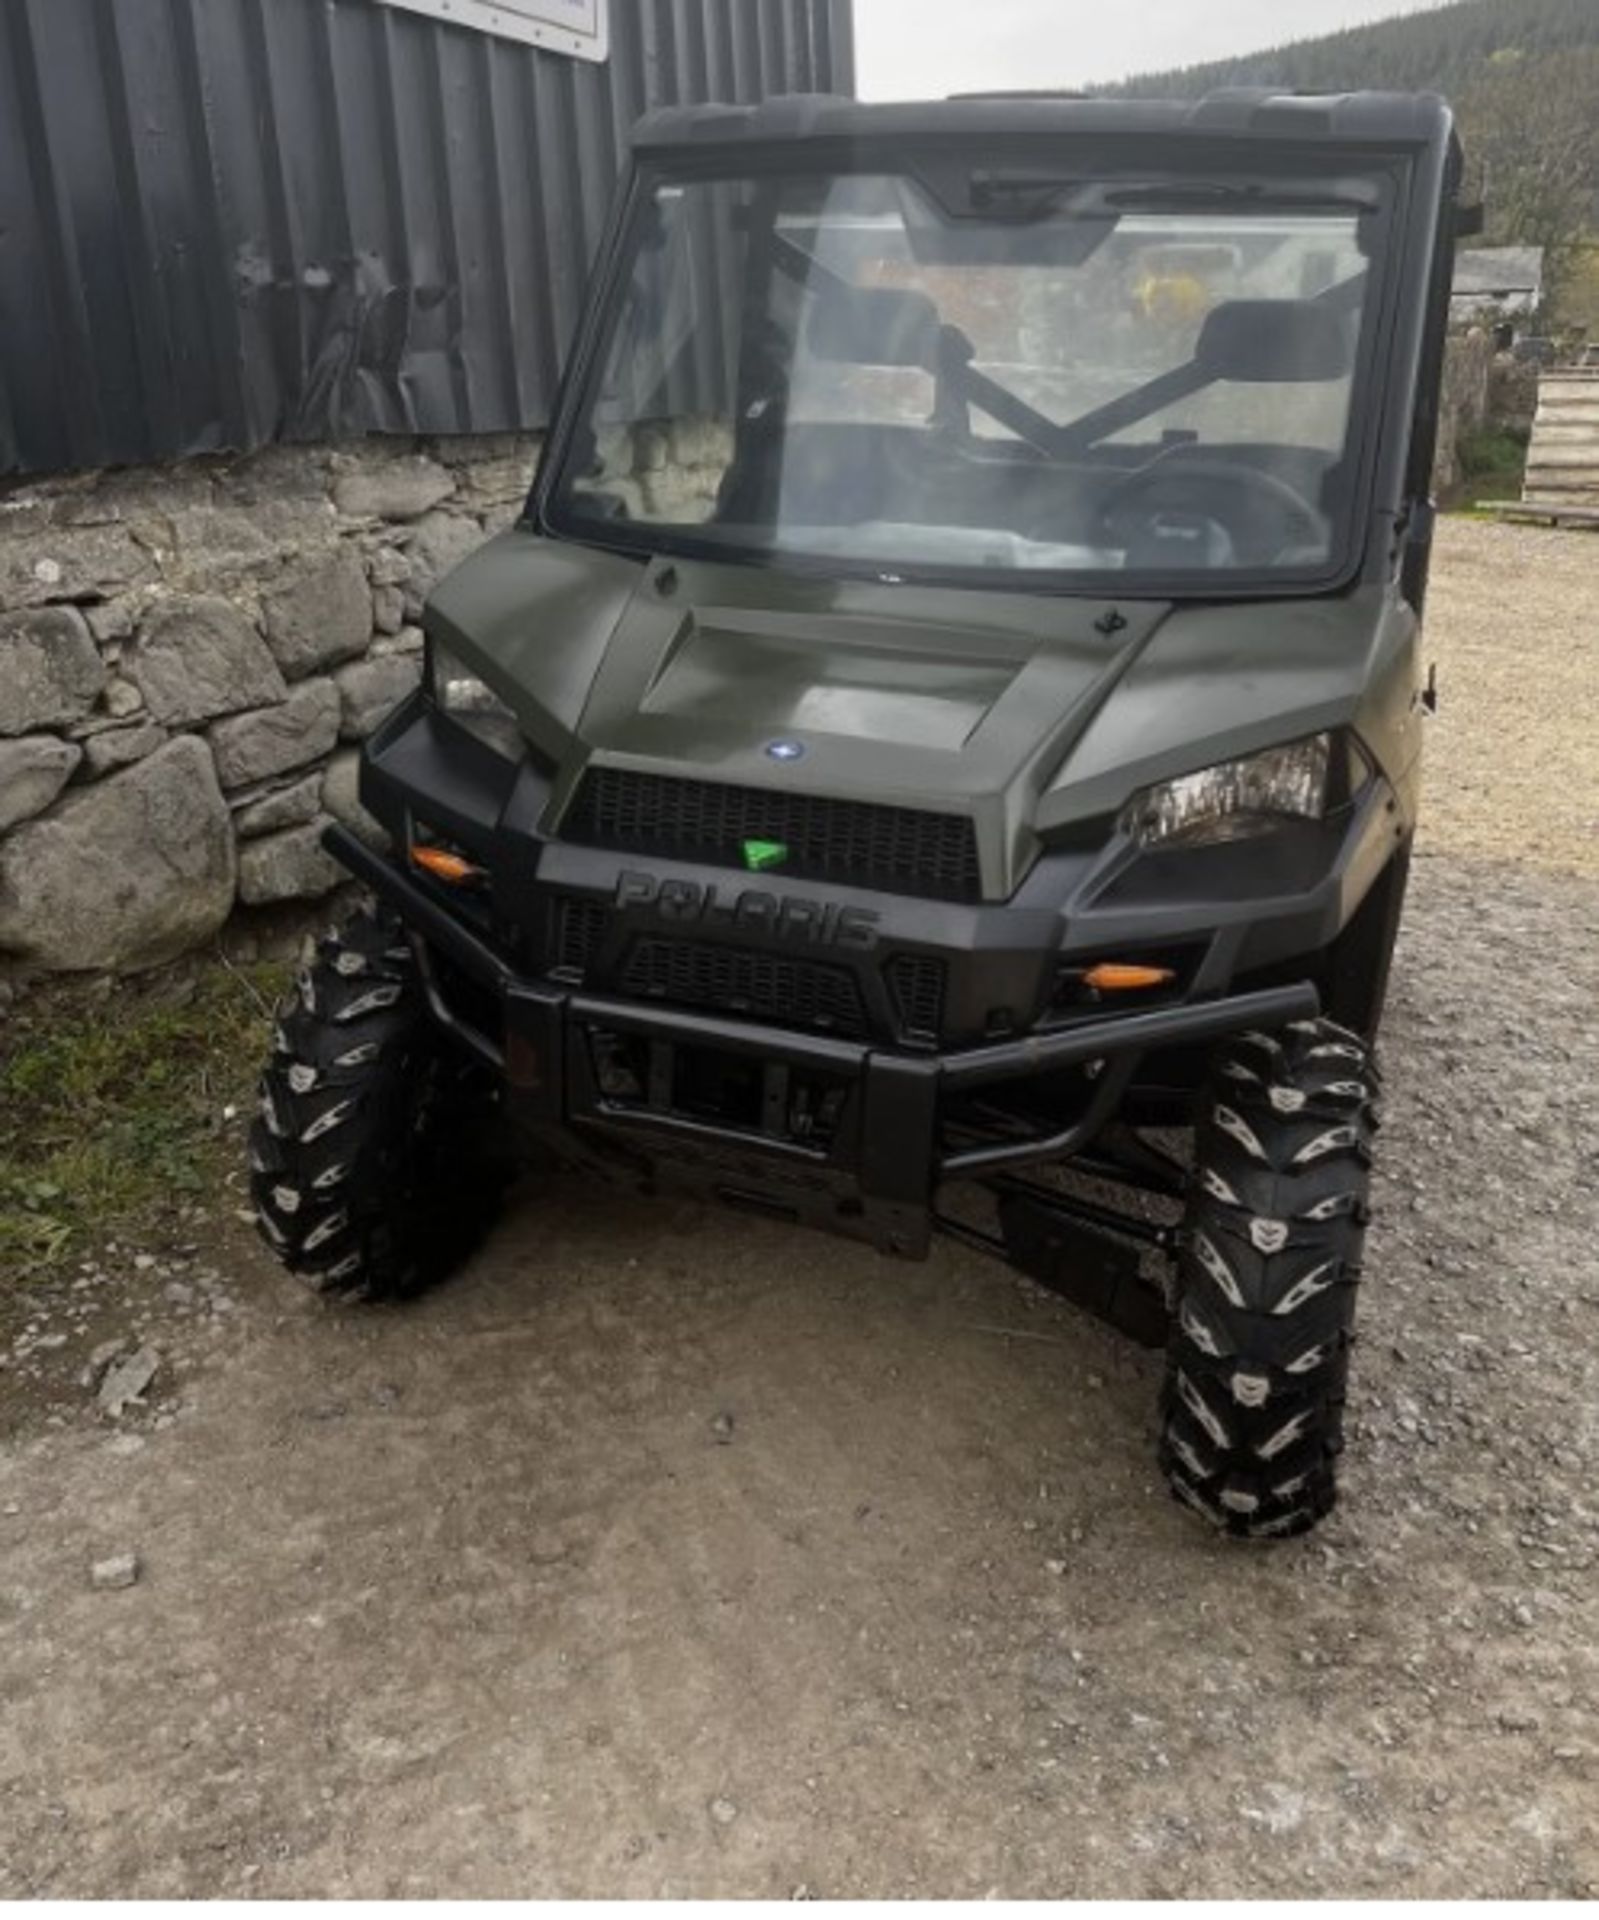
1434,329,1496,497
1432,332,1544,499
1487,355,1540,439
0,435,540,978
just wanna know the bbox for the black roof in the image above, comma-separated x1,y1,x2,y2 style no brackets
631,88,1453,155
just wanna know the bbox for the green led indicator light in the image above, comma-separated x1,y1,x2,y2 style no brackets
742,838,789,872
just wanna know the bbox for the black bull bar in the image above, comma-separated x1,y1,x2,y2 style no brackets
328,826,1319,1240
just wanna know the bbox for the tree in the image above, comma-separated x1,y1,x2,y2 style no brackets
1458,46,1599,297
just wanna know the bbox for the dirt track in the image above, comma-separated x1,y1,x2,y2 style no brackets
3,518,1598,1897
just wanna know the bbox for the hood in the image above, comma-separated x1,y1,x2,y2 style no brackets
428,529,1400,899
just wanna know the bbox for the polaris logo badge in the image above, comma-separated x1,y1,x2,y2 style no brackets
764,738,805,762
615,871,880,950
742,838,788,872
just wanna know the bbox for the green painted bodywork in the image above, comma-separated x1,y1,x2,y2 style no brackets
420,90,1457,905
426,529,1423,902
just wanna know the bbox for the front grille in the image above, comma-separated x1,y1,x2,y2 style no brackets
552,897,609,978
563,767,982,902
620,938,868,1038
884,954,947,1044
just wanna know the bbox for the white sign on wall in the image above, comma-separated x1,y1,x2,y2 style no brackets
378,0,609,63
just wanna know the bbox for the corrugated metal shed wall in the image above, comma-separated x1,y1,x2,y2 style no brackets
0,0,854,477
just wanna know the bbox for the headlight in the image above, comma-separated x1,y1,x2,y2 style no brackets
428,642,524,761
1121,734,1337,851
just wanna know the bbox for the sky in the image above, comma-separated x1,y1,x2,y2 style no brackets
853,0,1453,98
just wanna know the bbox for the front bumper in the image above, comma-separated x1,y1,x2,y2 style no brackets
328,823,1317,1256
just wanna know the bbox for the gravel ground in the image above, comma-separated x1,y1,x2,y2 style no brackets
2,518,1597,1897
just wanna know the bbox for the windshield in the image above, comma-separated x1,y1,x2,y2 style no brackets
547,155,1392,592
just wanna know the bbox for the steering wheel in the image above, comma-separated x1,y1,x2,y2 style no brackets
1096,455,1324,568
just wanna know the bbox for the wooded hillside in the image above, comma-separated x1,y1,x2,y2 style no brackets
1111,0,1596,101
1107,0,1599,299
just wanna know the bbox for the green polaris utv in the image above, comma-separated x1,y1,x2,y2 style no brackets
250,89,1467,1538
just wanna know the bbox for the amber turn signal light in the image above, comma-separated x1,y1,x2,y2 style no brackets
1081,962,1176,993
409,844,484,886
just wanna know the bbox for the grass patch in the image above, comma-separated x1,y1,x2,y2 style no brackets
0,960,287,1282
1458,424,1531,503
